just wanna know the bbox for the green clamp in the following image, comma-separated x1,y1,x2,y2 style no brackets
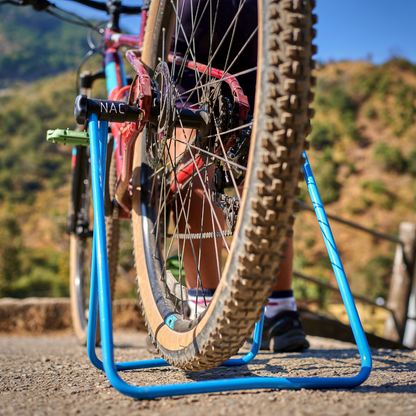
46,129,89,146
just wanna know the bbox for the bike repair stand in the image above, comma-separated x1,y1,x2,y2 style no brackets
86,115,372,399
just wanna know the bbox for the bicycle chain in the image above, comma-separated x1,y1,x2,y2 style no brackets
169,229,233,240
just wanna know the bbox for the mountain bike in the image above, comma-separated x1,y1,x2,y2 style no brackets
64,0,142,345
8,0,317,371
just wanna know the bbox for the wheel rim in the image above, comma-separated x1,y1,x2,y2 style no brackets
73,237,91,330
141,0,259,324
71,152,93,337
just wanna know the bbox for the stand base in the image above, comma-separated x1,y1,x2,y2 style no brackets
86,116,372,399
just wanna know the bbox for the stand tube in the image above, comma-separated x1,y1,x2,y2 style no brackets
86,122,372,399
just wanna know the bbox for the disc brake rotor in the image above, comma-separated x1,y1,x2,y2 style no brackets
146,61,172,169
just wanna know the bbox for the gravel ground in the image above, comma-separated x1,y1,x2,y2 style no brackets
1,331,416,416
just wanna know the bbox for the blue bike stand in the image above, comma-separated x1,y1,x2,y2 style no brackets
86,114,372,399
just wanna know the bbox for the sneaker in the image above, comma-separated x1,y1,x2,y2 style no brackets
259,310,309,352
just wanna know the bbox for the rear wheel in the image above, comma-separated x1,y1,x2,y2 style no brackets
70,148,120,345
132,0,316,370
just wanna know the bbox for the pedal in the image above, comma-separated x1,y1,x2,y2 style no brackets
165,270,188,301
46,129,89,146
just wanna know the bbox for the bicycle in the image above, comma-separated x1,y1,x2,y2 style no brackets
7,0,317,371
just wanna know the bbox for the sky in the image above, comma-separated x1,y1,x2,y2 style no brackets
54,0,416,65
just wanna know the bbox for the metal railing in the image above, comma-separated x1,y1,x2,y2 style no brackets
295,199,415,347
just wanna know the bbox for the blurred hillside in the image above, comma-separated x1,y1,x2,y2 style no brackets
294,58,416,306
0,5,135,298
0,5,89,88
1,4,416,302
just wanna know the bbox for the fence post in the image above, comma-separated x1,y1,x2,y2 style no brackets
384,222,416,343
403,255,416,348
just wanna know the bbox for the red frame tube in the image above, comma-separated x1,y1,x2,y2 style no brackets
168,55,250,120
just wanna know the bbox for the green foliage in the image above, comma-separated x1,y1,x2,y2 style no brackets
305,237,315,248
348,163,357,174
393,82,416,136
0,213,23,297
360,180,395,210
380,107,393,128
357,70,392,100
166,256,186,278
317,256,332,270
356,255,393,299
0,207,69,298
8,249,70,298
117,221,134,272
408,147,416,177
315,79,364,143
0,73,74,204
0,6,89,87
292,276,331,309
355,62,416,137
309,121,339,150
313,149,341,204
0,72,76,298
373,143,407,173
363,105,377,120
293,253,308,271
384,58,416,74
360,180,387,194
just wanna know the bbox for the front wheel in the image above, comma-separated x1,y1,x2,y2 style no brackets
132,0,316,370
69,149,120,345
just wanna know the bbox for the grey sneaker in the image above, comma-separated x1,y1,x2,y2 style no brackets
259,310,309,352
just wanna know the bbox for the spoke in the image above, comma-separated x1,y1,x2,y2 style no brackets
151,0,261,317
171,0,253,111
166,143,207,302
213,119,241,201
165,163,213,206
175,114,231,252
207,0,221,100
176,67,257,102
204,121,253,139
165,175,193,258
170,0,209,100
220,26,258,86
148,135,193,180
207,173,222,284
222,0,243,75
175,0,250,107
170,135,248,172
195,166,208,313
189,0,202,105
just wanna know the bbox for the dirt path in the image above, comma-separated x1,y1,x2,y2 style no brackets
1,331,416,416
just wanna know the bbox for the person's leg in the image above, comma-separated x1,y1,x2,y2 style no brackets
177,167,223,291
172,130,308,349
266,239,296,318
172,129,224,317
178,165,224,318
